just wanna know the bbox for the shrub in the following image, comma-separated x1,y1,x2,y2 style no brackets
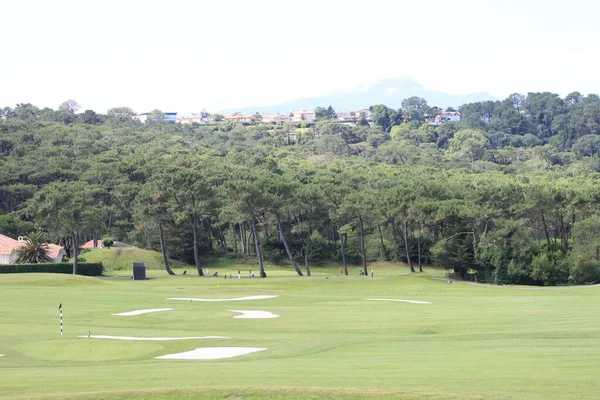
0,262,103,276
570,260,600,284
530,251,570,285
102,237,115,249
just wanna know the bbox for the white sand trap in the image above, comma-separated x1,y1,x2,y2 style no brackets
230,310,279,319
112,308,173,316
156,347,266,360
365,298,432,304
79,335,230,341
168,295,278,302
0,354,4,357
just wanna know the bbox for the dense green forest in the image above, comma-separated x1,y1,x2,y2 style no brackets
2,91,600,285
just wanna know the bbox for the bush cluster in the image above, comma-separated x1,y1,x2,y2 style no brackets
0,262,103,276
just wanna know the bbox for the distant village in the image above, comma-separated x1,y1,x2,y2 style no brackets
137,108,461,126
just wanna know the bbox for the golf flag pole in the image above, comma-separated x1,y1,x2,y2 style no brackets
59,303,63,336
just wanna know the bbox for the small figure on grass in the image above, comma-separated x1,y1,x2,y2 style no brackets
370,268,374,278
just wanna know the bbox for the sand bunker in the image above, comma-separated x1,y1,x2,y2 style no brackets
79,335,230,341
230,310,279,319
168,295,279,302
112,308,173,316
365,298,432,304
156,347,266,360
0,354,4,357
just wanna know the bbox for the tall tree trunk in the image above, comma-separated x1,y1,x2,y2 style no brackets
232,225,239,253
158,220,175,275
332,224,337,247
249,225,255,255
559,212,568,251
359,215,368,276
378,224,387,260
391,219,400,261
540,212,551,246
72,232,78,275
277,215,304,276
251,215,266,278
304,213,312,276
335,217,348,275
206,219,214,251
192,213,203,276
417,228,423,272
403,219,415,273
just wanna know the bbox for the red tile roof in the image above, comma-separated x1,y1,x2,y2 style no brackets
45,243,65,260
0,234,21,255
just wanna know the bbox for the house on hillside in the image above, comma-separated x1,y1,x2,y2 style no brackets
262,114,292,123
0,233,65,264
433,110,461,124
137,112,178,123
335,111,350,120
292,109,315,122
352,108,372,120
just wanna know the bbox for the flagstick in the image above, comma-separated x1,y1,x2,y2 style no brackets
59,303,63,336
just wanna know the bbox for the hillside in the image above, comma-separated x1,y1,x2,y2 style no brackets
83,248,193,272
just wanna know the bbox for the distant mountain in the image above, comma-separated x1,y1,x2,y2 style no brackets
219,77,497,115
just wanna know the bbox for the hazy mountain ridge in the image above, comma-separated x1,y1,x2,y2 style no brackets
219,77,496,115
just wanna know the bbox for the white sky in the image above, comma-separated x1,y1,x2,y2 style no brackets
1,0,599,113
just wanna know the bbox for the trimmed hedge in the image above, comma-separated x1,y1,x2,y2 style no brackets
0,262,103,276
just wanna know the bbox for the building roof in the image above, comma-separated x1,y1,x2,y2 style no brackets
0,233,21,255
45,243,65,259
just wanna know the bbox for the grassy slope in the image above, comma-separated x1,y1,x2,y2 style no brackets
0,266,599,400
82,248,193,272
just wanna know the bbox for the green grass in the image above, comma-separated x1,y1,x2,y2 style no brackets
1,265,599,400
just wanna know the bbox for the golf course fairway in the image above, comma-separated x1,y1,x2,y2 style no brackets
0,265,599,400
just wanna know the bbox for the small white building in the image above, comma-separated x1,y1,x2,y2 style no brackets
292,109,315,122
352,108,372,120
137,112,177,123
434,110,461,124
335,111,350,120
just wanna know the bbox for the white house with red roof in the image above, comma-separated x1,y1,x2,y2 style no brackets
0,233,65,264
0,234,21,264
292,109,315,122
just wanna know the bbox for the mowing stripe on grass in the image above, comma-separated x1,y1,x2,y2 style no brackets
79,335,230,341
168,295,279,302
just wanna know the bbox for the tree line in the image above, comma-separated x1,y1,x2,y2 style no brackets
2,91,600,284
